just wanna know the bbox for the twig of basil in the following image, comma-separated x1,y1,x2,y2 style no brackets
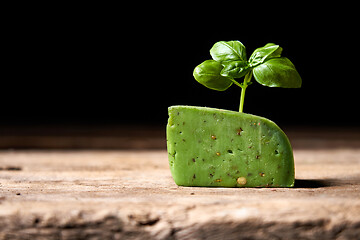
193,41,302,112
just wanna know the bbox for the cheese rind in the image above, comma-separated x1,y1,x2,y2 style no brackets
166,106,295,187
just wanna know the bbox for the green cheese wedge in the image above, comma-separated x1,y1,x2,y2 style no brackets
166,106,295,187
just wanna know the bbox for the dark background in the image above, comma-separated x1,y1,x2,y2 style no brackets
3,5,359,128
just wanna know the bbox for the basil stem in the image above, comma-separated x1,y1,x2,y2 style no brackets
239,71,253,113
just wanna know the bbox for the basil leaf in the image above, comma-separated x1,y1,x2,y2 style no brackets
249,43,283,67
220,60,251,79
193,60,233,91
210,41,247,63
252,57,302,88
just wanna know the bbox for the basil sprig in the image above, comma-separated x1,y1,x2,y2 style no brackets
193,40,302,112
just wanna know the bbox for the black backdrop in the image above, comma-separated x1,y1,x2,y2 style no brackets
3,5,359,127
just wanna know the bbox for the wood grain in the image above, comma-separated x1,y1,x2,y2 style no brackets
0,146,359,239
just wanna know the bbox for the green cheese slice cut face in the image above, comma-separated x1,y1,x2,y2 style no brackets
166,106,295,187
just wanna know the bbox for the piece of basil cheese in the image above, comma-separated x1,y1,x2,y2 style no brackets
166,106,295,187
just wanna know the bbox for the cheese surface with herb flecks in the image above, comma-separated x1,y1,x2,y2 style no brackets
166,106,294,187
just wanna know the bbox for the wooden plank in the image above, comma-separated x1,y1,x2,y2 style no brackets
0,125,358,149
0,125,166,149
0,147,359,239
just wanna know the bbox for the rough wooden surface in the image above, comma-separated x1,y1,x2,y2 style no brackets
0,125,358,149
0,147,360,239
0,125,166,149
